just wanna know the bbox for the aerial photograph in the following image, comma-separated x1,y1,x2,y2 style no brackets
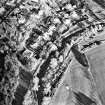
0,0,105,105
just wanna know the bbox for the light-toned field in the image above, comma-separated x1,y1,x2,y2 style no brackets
50,43,105,105
86,43,105,105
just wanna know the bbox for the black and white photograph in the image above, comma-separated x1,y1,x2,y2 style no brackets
0,0,105,105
